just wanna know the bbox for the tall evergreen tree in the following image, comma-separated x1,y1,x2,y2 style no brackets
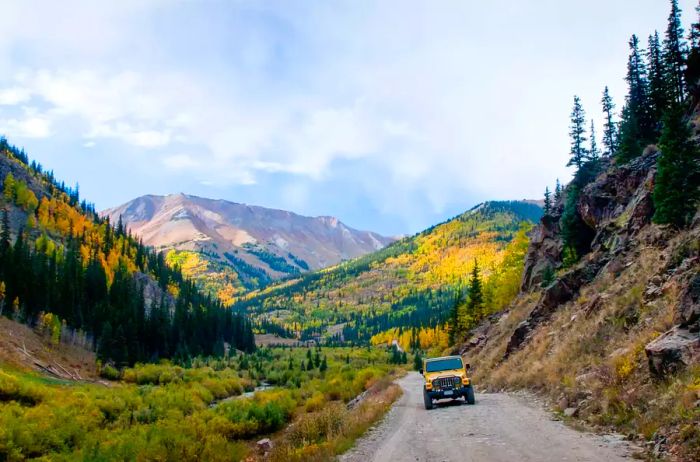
568,95,588,169
653,103,700,227
648,31,671,130
601,86,617,157
618,35,654,163
554,179,562,203
543,187,552,216
465,260,483,320
663,0,688,103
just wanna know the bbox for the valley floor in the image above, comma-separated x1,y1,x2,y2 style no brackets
341,372,639,462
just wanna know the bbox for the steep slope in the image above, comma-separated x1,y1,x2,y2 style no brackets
0,138,255,369
103,194,395,299
234,201,542,345
460,150,700,460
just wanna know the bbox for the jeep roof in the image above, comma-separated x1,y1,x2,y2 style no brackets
425,355,462,362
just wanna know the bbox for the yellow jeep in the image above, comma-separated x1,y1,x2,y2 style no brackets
420,355,475,409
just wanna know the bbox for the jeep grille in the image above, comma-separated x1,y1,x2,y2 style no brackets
432,376,460,390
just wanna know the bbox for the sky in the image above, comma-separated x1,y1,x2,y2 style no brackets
0,0,696,236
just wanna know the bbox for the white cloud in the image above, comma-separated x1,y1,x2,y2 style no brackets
0,107,51,138
0,87,31,105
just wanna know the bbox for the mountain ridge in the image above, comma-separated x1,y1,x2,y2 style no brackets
102,193,396,298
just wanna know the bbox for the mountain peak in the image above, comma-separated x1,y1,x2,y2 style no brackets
101,194,396,292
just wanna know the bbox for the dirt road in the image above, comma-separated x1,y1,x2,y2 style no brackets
340,372,638,462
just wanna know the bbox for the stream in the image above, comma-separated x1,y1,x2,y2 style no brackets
209,381,274,408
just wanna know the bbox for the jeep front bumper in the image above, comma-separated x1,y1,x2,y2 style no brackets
426,384,472,400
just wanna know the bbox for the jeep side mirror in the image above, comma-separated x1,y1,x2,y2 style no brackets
465,363,471,372
419,369,423,375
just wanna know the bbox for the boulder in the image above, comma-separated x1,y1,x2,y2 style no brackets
645,327,700,376
563,407,579,418
256,438,273,453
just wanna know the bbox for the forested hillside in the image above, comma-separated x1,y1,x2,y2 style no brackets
0,140,255,366
235,201,542,348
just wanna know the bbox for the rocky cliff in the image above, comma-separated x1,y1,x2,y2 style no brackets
460,149,700,460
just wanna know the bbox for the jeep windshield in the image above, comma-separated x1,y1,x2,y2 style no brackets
425,357,463,373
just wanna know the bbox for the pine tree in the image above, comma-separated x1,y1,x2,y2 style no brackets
554,179,562,203
589,119,600,160
618,35,654,163
413,350,423,371
319,355,327,372
653,103,700,227
568,96,588,169
663,0,687,103
648,31,671,131
601,86,617,157
466,260,483,320
543,187,552,216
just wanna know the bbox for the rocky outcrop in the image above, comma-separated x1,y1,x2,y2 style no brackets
512,151,661,356
578,152,656,232
520,215,563,291
645,327,700,376
521,151,658,295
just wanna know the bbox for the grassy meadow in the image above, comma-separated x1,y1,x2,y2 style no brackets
0,346,405,461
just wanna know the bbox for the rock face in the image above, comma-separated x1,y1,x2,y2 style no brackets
520,215,563,291
510,147,700,379
512,150,661,355
521,152,657,295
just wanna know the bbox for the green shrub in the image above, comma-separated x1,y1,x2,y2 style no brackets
99,364,121,381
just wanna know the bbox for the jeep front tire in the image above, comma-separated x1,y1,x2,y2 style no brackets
464,385,475,405
423,388,434,410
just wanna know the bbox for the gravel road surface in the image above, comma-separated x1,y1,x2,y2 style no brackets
340,372,638,462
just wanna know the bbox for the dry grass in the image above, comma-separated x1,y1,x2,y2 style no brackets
0,316,97,380
266,376,403,462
